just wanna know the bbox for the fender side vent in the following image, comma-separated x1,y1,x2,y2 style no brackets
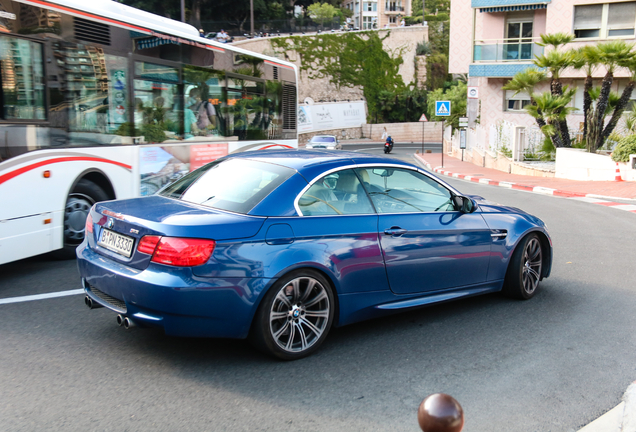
74,17,111,46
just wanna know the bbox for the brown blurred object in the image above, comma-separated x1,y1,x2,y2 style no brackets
417,393,464,432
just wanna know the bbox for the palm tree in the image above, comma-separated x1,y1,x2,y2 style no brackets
526,89,576,148
591,41,635,150
534,35,576,147
601,59,636,144
586,87,621,151
502,68,548,130
571,45,600,142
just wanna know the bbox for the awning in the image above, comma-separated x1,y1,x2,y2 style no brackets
479,3,548,12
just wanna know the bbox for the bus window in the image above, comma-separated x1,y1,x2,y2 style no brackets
0,36,45,120
134,61,181,143
183,65,223,138
51,44,130,145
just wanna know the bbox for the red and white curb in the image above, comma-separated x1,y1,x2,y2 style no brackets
414,155,636,214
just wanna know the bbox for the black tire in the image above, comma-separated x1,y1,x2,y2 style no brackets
249,269,335,360
51,179,109,259
502,233,543,300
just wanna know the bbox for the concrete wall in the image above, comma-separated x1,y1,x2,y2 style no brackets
447,139,556,177
556,148,636,181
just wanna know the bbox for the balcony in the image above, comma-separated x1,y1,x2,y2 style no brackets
384,5,404,12
473,38,543,62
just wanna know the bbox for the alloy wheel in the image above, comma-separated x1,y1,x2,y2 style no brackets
522,237,542,295
269,276,330,353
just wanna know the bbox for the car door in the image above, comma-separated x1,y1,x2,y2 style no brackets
355,167,492,295
294,168,389,294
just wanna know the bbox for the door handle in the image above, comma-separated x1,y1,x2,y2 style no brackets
490,230,507,240
384,227,407,236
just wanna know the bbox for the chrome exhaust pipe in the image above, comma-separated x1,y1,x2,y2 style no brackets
116,314,125,326
85,295,103,309
123,317,135,329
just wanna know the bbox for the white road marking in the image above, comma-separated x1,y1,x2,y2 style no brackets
0,289,84,305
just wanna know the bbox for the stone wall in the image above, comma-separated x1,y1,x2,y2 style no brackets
362,121,443,142
299,127,363,145
232,26,428,103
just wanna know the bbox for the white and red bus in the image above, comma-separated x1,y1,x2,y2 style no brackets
0,0,298,265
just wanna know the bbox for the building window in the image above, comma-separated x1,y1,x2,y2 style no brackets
366,2,377,11
574,2,636,39
363,16,376,29
505,15,534,60
505,90,531,111
389,16,396,23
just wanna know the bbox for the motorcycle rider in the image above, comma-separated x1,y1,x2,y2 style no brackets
384,135,394,154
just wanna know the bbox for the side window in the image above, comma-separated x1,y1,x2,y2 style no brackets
134,61,180,143
356,167,454,213
0,36,45,120
298,169,375,216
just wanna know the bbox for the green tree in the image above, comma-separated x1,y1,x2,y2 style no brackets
307,3,337,27
502,68,548,132
426,81,467,129
271,32,406,120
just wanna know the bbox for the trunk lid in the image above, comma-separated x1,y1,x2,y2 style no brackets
89,196,265,270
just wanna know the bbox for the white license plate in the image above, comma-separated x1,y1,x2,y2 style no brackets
98,228,135,258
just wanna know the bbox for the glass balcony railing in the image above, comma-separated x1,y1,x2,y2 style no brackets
473,38,544,62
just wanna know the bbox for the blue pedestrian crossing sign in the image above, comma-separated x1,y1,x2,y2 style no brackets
435,101,451,117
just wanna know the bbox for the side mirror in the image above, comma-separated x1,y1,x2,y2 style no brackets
453,195,476,214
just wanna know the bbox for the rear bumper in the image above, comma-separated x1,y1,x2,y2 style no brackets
77,243,273,339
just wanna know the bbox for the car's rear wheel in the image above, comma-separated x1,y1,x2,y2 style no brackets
250,270,334,360
502,233,543,300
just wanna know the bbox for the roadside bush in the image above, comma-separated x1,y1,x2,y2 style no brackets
612,134,636,162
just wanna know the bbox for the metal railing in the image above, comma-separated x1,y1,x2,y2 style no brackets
473,37,543,62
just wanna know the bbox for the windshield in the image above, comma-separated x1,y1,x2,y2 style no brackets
310,136,335,143
159,158,295,214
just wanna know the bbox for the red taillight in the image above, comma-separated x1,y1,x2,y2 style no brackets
138,235,162,255
138,236,215,267
85,212,93,234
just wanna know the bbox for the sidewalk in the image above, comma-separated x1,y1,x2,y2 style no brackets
414,152,636,203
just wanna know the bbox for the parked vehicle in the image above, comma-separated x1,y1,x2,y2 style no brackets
305,135,342,150
78,150,552,360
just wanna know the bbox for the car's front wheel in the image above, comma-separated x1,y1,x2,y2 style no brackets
502,233,543,300
250,270,335,360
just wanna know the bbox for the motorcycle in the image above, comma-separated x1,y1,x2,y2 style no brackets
384,137,394,154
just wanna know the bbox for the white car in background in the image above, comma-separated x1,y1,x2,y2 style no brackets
305,135,342,150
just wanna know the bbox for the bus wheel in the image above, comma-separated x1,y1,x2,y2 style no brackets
52,179,109,259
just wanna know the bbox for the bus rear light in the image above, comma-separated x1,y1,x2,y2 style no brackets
43,170,51,178
138,236,215,267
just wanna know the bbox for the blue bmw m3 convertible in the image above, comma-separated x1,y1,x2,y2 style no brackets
77,150,552,360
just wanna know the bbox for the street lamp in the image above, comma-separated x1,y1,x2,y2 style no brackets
250,0,254,36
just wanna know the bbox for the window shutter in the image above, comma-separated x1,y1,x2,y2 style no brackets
574,5,603,29
608,2,636,29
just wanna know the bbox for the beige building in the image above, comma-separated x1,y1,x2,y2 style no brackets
342,0,411,30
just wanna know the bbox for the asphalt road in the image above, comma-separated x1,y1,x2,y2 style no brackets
1,144,635,431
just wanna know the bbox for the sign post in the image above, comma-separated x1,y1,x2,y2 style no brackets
419,113,428,154
459,116,468,162
435,101,451,168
